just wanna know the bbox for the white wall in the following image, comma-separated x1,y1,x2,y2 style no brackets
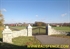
47,24,68,35
2,24,32,43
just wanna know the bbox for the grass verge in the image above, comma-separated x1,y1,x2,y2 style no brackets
12,36,41,46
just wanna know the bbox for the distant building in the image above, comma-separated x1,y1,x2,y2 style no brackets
56,25,60,27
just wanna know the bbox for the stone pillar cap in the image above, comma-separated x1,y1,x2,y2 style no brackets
2,26,12,34
48,24,51,28
28,24,32,28
6,26,9,29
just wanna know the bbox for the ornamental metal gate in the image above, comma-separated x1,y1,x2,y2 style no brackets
32,26,48,35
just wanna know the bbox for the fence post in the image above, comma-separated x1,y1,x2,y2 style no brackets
2,26,12,43
27,24,32,36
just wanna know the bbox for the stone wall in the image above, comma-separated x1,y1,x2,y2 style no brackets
2,24,32,43
47,24,68,35
12,29,27,38
2,24,68,43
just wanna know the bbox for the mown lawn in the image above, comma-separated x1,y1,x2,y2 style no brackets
53,26,70,32
9,26,26,31
12,36,41,46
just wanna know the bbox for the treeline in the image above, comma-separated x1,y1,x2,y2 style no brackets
50,23,70,27
4,22,70,27
33,22,70,27
33,22,47,26
5,23,28,27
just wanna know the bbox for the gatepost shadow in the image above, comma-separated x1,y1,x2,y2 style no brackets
0,42,61,49
67,32,70,36
0,38,2,42
0,42,27,49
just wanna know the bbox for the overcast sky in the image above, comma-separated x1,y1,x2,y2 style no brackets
0,0,70,23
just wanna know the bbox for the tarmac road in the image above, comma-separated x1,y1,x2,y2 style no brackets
34,35,70,49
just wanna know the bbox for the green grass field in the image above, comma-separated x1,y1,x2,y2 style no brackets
53,26,70,32
12,36,41,46
9,26,26,31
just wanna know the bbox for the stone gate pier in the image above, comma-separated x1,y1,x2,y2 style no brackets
2,24,32,43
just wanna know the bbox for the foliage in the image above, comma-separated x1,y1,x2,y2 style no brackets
0,11,4,30
0,12,4,26
33,22,46,26
50,23,70,27
0,31,2,38
62,23,70,27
